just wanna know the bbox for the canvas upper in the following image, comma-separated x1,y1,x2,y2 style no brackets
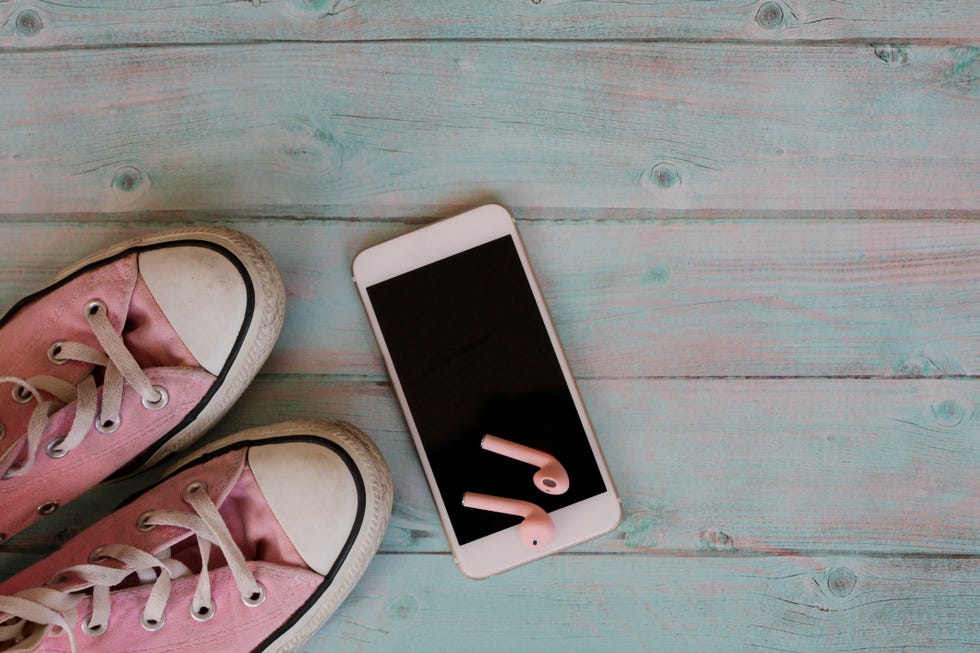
0,420,393,653
0,227,285,542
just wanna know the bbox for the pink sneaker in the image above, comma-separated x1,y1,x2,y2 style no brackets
0,227,285,542
0,419,393,652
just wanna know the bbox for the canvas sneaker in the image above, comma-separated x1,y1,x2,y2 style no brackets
0,419,394,652
0,227,285,542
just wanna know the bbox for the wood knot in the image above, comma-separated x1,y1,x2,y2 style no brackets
642,264,671,285
111,166,146,193
931,400,966,427
408,529,430,544
826,566,857,598
644,162,681,191
640,161,692,206
279,118,346,172
755,2,784,30
15,9,43,37
873,44,910,66
699,529,737,552
383,594,420,623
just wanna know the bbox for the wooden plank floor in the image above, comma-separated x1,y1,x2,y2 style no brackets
1,1,978,651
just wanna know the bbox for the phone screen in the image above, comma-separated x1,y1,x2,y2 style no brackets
366,235,608,545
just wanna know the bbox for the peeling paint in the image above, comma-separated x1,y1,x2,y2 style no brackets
620,506,664,549
944,46,980,94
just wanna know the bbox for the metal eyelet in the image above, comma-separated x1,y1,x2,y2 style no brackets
88,546,108,563
45,437,68,459
182,481,208,502
82,616,106,637
95,416,121,435
139,611,165,632
47,573,67,586
136,511,156,531
37,501,59,516
141,386,169,412
47,341,68,365
11,384,32,404
190,602,215,622
85,299,107,318
241,583,266,608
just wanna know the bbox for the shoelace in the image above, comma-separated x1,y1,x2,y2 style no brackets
0,480,265,652
0,299,168,480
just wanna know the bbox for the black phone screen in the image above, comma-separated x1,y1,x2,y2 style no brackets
366,235,608,544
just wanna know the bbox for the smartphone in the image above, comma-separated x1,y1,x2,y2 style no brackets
352,204,621,578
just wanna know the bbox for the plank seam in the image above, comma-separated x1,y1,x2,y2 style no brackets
369,551,980,559
0,213,979,226
1,37,977,55
249,374,980,382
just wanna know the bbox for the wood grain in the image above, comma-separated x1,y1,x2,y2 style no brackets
0,1,977,47
1,43,977,216
2,219,979,378
0,1,977,648
5,376,976,557
306,554,979,652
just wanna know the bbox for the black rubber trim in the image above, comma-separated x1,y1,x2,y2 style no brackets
0,237,257,478
117,433,368,653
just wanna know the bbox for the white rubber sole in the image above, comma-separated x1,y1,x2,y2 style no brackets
52,226,286,473
162,419,394,653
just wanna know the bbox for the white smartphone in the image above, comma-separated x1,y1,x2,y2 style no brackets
352,204,621,578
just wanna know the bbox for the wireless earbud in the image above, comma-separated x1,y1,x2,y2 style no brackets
481,434,569,495
461,491,555,550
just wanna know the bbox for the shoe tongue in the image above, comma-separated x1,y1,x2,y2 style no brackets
0,442,21,477
165,466,306,574
221,466,306,567
122,274,201,370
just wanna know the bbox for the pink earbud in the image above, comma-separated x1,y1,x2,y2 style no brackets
481,434,569,495
461,492,555,550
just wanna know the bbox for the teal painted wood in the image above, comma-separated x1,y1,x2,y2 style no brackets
2,219,979,378
1,44,978,216
0,1,977,649
0,0,977,47
300,554,979,652
2,376,976,560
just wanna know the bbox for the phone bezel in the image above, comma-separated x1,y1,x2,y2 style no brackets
353,204,621,578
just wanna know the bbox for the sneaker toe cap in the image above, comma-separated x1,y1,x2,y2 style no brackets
248,441,361,576
138,245,249,376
